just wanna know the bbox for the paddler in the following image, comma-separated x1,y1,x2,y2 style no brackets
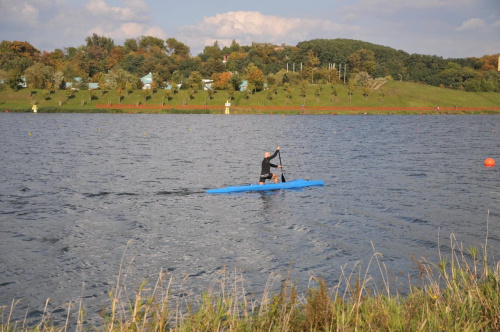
259,147,282,184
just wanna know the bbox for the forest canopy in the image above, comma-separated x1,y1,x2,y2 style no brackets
1,35,498,93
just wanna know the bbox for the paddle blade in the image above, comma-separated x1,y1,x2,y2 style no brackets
281,173,286,183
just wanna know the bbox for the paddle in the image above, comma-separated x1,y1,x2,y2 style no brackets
278,150,286,182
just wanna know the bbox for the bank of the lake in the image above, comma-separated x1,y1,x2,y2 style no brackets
2,247,499,331
1,81,499,114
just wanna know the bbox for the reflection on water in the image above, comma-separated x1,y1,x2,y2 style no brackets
0,113,499,326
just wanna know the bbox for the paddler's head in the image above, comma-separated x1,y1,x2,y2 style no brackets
264,151,271,158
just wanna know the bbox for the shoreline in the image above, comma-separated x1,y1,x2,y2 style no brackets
2,105,500,115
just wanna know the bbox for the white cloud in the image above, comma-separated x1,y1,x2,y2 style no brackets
89,22,166,40
85,0,149,21
0,1,40,26
337,0,475,16
178,11,359,54
0,0,166,50
456,18,486,31
493,20,500,28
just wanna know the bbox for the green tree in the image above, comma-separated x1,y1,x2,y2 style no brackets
187,87,195,100
142,88,150,102
305,50,320,82
85,33,114,52
166,38,190,59
363,86,370,100
300,80,308,103
171,70,182,84
123,38,139,53
201,41,222,61
138,36,165,52
246,63,265,91
331,85,338,102
207,88,214,100
65,87,73,102
348,49,376,75
171,82,178,94
6,69,23,91
165,88,172,101
348,79,355,101
201,59,225,77
89,89,96,102
53,71,65,90
98,75,107,96
25,63,54,89
315,85,321,103
267,87,274,100
226,84,235,101
125,81,133,96
189,71,203,90
284,83,293,104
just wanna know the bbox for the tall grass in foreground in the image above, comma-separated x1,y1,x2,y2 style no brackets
2,230,499,331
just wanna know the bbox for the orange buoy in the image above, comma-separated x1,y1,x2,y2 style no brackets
484,158,495,167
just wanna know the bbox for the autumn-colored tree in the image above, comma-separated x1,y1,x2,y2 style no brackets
8,41,40,60
479,54,499,71
40,50,63,67
211,72,232,90
107,46,124,69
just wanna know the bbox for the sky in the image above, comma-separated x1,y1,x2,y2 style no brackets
1,0,499,59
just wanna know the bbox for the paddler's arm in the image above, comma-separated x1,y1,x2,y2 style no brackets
269,147,280,160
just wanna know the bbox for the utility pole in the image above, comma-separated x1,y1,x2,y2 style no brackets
343,64,346,84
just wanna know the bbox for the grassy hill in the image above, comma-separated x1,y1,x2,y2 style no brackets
0,81,498,114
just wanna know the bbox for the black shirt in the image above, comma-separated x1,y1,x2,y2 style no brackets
261,150,279,175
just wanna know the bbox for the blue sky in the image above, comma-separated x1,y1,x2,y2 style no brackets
1,0,499,58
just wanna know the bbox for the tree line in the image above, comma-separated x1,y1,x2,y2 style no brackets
0,35,498,95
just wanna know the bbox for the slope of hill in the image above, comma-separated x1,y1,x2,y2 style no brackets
0,81,498,114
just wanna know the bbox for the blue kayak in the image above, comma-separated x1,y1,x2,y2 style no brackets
206,179,324,194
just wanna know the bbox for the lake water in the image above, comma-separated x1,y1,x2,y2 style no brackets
1,113,499,326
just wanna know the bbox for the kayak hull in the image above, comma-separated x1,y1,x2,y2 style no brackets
206,179,324,194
